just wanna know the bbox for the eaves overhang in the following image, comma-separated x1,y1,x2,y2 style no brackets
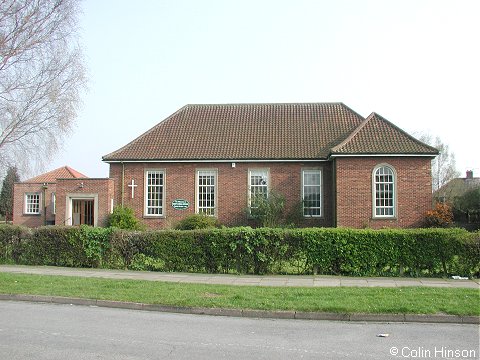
102,158,330,164
329,153,438,158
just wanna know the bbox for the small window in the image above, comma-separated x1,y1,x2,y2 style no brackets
302,169,322,217
51,193,56,215
25,193,40,214
144,170,164,216
373,165,395,218
249,169,269,209
197,170,217,216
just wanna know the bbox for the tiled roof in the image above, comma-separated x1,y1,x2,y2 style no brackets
103,103,438,162
330,113,439,155
435,176,480,201
23,166,87,183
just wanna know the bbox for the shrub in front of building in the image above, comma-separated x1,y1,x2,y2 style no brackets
0,224,478,277
425,203,454,228
107,206,146,231
174,214,219,230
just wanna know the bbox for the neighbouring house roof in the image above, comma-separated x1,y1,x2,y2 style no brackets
22,166,87,183
102,103,438,162
435,173,480,201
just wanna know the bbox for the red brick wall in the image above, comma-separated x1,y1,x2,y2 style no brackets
13,158,432,230
335,157,433,228
13,183,56,227
55,178,115,227
109,162,334,229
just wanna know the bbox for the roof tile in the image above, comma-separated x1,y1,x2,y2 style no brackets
23,166,87,183
103,103,437,161
330,113,438,155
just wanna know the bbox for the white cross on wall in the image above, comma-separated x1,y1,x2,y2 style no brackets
128,179,138,198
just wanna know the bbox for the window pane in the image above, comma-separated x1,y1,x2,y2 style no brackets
52,193,56,214
26,193,40,214
198,170,216,216
249,169,268,208
303,170,322,217
146,171,164,215
374,166,395,217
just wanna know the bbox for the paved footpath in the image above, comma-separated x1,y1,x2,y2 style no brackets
1,264,478,288
1,265,479,324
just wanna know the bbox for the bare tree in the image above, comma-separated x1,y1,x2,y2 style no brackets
419,134,460,192
0,0,87,176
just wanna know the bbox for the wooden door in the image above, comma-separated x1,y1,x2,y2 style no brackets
72,199,94,226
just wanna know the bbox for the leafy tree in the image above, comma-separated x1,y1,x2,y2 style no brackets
0,166,20,222
453,188,480,224
0,0,87,175
418,135,460,191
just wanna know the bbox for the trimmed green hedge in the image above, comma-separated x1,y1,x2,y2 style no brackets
0,225,478,277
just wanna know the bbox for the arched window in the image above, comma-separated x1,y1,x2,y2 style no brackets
373,165,396,218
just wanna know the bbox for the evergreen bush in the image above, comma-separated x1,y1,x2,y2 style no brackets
174,214,219,230
0,224,478,277
107,206,145,230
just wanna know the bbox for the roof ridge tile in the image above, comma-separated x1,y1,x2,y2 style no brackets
330,113,372,153
369,112,439,154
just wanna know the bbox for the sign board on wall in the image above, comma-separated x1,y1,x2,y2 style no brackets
171,199,190,210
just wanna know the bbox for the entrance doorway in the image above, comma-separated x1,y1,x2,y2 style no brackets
72,199,94,226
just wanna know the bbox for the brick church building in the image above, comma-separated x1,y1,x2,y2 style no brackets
13,166,114,227
14,103,438,229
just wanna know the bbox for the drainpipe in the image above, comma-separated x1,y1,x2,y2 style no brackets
332,158,337,228
121,162,125,207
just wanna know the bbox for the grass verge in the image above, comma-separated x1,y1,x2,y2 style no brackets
0,273,478,316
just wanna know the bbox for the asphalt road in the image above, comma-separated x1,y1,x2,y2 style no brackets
1,301,478,360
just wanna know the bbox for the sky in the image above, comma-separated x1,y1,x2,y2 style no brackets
48,0,479,179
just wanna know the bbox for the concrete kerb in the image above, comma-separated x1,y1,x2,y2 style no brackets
0,294,478,324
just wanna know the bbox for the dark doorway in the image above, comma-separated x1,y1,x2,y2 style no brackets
72,199,94,226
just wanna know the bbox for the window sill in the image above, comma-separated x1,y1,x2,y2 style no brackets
196,213,218,218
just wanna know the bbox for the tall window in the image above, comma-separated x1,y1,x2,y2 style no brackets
373,165,395,217
25,193,40,214
249,169,269,208
302,169,322,217
145,170,164,216
197,170,217,216
51,193,56,215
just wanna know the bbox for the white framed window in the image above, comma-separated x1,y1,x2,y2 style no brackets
51,193,56,215
25,193,40,214
302,169,322,217
196,169,217,216
144,170,165,216
373,164,396,218
248,169,269,208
